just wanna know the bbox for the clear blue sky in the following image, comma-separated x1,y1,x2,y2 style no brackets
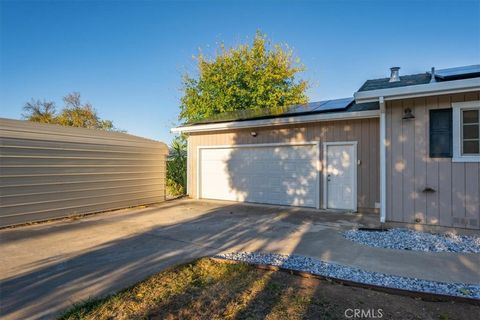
1,0,479,143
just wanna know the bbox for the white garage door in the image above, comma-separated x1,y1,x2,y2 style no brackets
199,144,319,208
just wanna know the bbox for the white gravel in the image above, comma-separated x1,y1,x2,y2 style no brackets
215,252,480,299
343,228,480,253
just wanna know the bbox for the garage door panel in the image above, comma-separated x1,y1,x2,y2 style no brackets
199,145,318,207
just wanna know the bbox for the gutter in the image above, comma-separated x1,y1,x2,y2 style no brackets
171,109,380,133
354,77,480,103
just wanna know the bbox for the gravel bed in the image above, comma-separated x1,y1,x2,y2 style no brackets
215,252,480,299
343,228,480,253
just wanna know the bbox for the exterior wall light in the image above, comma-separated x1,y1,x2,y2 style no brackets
250,131,257,137
402,108,415,120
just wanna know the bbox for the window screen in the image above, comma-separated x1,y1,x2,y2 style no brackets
429,108,452,158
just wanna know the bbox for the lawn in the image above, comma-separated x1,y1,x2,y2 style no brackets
60,258,479,320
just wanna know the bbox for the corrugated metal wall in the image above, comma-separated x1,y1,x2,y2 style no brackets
0,118,168,227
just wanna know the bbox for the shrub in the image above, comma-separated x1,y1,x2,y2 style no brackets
166,136,187,196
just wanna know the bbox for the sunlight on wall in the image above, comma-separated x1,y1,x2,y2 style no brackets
395,161,405,172
341,150,351,168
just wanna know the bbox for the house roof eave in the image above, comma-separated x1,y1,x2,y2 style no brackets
171,109,380,134
354,77,480,103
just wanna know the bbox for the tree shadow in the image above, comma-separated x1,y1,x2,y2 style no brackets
0,201,331,319
2,198,478,319
212,126,320,209
224,141,319,208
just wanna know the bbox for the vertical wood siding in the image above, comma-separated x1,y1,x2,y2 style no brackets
385,92,480,229
0,118,168,227
187,118,380,211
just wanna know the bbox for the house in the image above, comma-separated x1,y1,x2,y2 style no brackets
172,65,480,230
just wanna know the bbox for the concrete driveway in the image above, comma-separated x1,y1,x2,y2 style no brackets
1,199,479,319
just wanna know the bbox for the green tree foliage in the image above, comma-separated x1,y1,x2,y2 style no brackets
22,92,118,131
179,31,308,123
166,136,187,196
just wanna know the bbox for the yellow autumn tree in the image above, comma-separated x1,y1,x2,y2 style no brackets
22,92,118,131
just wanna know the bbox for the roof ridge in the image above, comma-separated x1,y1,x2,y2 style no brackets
364,72,429,83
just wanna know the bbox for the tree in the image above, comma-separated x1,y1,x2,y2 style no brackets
22,99,57,124
179,31,308,123
56,93,114,130
22,92,117,131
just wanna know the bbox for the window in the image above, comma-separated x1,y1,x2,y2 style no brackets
429,109,452,158
452,101,480,162
462,109,479,154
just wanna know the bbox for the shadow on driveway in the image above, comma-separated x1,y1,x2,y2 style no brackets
1,199,478,319
0,200,332,319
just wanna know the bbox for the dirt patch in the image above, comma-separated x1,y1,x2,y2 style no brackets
60,258,479,320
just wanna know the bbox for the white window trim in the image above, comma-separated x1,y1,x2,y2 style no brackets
452,100,480,162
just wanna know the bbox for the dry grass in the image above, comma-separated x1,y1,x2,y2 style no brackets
59,258,479,320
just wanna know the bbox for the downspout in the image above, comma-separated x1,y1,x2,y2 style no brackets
379,96,387,223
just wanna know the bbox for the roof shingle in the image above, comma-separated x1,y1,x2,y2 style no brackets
358,73,431,92
358,65,480,92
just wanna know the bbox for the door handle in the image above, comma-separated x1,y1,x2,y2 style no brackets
327,174,331,182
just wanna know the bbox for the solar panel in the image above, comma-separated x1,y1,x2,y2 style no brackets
187,97,354,125
283,98,353,114
285,101,323,114
434,65,480,79
312,97,353,112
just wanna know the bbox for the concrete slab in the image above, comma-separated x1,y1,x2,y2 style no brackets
1,198,479,319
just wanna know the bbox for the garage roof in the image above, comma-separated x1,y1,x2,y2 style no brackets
184,98,379,126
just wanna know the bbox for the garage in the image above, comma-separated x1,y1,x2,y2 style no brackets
198,143,319,208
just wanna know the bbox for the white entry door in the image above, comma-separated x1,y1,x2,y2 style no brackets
325,142,357,210
199,144,319,208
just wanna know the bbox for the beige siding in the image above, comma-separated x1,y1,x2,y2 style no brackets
0,118,168,227
385,92,480,229
187,118,380,211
